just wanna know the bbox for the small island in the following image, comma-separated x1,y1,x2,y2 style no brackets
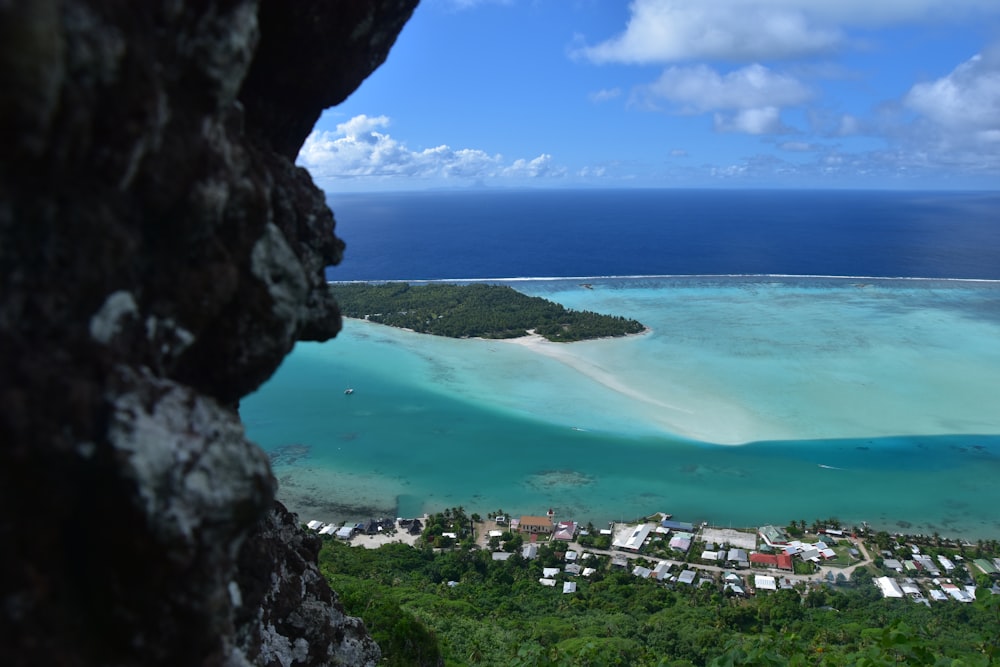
330,282,646,342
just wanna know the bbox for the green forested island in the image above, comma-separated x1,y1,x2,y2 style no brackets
329,282,646,342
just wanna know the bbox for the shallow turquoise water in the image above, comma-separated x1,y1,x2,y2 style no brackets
241,277,1000,539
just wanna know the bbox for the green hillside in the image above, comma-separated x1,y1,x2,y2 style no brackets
318,516,1000,666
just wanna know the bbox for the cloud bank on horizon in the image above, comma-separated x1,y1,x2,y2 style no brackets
300,0,1000,191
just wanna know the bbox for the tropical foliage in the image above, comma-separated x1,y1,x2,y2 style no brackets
317,532,999,666
330,282,646,342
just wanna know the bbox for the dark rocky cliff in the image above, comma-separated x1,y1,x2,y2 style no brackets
0,1,417,665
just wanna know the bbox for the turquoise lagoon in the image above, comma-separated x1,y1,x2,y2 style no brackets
240,277,1000,539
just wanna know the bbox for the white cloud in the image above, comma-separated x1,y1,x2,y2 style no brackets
885,46,1000,174
502,154,559,178
714,107,787,134
297,114,564,186
435,0,513,10
778,141,820,151
644,64,811,111
669,149,688,157
837,114,862,137
636,64,810,134
904,49,1000,135
577,0,1000,64
577,1,839,63
577,166,608,178
589,87,622,103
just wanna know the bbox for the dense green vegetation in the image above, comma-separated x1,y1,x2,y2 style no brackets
330,282,646,342
318,516,1000,666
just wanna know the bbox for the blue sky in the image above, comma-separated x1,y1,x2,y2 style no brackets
298,0,1000,191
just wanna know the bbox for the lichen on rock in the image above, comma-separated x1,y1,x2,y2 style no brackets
0,1,418,665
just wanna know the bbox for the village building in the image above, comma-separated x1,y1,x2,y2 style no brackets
553,520,578,541
612,523,654,551
750,553,778,568
875,576,905,598
750,552,793,571
669,535,692,553
754,575,777,592
914,555,940,575
798,547,821,562
937,555,956,571
759,525,790,546
677,570,697,585
883,558,903,572
941,583,975,602
518,515,554,534
974,558,999,575
661,519,696,532
727,548,750,568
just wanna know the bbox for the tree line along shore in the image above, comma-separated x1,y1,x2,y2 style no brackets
329,282,646,342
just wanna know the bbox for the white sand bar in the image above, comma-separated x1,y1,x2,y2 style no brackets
498,333,769,444
485,280,1000,445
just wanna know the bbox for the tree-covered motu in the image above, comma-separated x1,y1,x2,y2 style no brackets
329,282,646,342
317,534,999,666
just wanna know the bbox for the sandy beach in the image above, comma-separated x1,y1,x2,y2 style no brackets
498,332,689,413
497,332,763,444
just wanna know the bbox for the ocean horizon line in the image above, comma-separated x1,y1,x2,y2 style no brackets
329,273,1000,285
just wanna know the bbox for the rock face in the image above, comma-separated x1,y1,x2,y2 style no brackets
236,502,380,667
0,1,417,665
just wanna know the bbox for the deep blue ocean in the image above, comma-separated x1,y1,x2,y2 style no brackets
325,189,1000,281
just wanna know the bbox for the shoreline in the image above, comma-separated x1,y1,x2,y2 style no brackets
297,502,1000,545
249,279,1000,544
495,331,764,445
330,274,1000,285
497,331,697,419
